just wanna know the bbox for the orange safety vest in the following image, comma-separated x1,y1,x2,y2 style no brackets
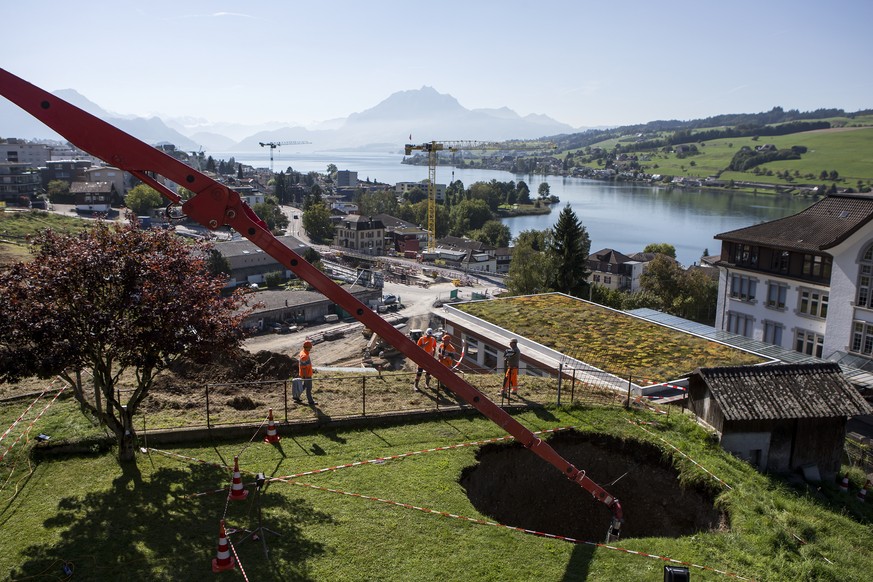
298,348,313,378
438,341,456,366
417,335,437,356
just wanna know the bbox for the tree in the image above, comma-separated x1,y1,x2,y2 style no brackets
448,199,492,236
46,179,71,203
302,202,335,244
547,204,590,296
538,182,551,199
124,184,164,216
506,233,554,296
356,189,398,217
469,220,511,248
0,222,250,461
643,242,677,259
516,181,532,205
252,197,289,233
326,163,338,178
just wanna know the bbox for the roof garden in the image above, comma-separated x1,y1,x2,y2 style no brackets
455,293,768,383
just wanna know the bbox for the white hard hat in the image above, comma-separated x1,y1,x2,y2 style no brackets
426,328,433,336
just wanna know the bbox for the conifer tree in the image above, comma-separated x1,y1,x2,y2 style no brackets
547,204,590,296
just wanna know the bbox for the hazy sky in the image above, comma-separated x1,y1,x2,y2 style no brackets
3,1,872,129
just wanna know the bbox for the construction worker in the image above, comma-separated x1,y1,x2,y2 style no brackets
296,339,317,406
414,328,438,391
501,338,520,397
438,333,457,368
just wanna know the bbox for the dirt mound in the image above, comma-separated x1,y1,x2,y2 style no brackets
152,349,295,392
459,430,726,541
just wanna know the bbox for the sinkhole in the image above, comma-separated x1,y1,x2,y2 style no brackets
459,431,727,541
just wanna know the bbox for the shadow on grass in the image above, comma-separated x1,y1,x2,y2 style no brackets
561,543,595,581
10,458,334,581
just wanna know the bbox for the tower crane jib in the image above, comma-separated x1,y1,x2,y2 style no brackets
258,140,312,173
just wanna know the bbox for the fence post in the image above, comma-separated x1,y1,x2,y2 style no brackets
626,372,632,409
284,379,288,423
556,363,563,406
205,384,210,429
362,376,367,416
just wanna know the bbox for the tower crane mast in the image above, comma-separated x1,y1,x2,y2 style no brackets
404,140,556,252
258,140,311,172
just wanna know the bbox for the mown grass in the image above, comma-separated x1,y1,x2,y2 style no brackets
0,210,93,265
1,401,872,581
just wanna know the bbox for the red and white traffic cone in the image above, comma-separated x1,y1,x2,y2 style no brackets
211,519,235,573
228,456,249,501
858,479,870,503
839,473,850,493
264,408,280,444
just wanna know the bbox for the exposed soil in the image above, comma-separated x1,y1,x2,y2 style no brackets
459,430,727,541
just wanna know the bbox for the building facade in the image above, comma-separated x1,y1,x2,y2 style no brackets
0,162,42,206
714,193,873,365
334,215,385,256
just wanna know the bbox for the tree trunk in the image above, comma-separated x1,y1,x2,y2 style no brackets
116,406,137,463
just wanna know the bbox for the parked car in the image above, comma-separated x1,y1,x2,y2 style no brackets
383,294,397,305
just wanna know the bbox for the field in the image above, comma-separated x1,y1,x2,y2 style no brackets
0,210,92,265
2,399,873,581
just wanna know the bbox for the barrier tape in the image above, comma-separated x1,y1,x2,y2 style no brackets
288,480,754,580
0,381,58,443
226,538,250,582
162,426,576,500
628,420,733,491
0,386,66,462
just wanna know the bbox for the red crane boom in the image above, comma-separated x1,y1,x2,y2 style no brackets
0,67,622,539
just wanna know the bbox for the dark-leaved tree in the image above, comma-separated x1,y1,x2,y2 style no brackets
547,204,590,296
0,221,252,461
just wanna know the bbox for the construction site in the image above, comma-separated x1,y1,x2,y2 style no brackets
2,67,873,582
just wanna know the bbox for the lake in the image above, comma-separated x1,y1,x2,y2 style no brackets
221,150,815,266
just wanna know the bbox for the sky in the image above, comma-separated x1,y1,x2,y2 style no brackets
3,0,872,130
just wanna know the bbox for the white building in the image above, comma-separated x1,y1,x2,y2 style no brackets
714,193,873,365
395,181,446,201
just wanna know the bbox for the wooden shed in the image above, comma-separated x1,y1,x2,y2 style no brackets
687,363,870,478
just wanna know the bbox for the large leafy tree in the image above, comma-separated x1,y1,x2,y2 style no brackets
302,202,335,244
469,220,511,248
0,222,251,461
448,199,492,236
252,196,289,233
548,204,590,296
506,229,554,295
124,184,163,216
356,189,399,217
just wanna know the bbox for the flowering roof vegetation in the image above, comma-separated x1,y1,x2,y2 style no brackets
456,294,766,383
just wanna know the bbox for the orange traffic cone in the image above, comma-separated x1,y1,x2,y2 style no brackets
858,479,870,503
264,408,280,444
839,474,850,493
211,519,235,573
228,456,249,501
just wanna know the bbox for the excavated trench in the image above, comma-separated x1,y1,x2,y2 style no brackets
459,431,727,541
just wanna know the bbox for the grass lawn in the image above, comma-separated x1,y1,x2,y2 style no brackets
1,403,872,581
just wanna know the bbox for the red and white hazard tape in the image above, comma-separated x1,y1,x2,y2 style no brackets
0,382,59,443
0,386,66,462
628,419,732,491
289,480,753,580
226,539,251,582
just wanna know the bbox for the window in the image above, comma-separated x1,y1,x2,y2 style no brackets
763,321,784,346
726,311,753,337
794,329,824,358
732,243,758,266
770,250,789,273
857,245,873,308
802,254,832,280
798,288,828,318
593,274,600,283
851,321,873,356
603,276,612,285
766,283,788,309
730,274,757,301
483,346,498,370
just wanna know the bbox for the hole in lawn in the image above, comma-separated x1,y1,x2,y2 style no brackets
459,430,727,541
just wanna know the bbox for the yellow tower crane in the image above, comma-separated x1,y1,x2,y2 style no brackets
403,140,556,252
258,140,312,172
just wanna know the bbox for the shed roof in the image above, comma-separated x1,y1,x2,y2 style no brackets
693,363,871,421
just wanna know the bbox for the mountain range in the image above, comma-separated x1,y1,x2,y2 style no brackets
1,86,578,154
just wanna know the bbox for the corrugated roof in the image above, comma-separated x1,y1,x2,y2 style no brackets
694,363,871,421
714,193,873,251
